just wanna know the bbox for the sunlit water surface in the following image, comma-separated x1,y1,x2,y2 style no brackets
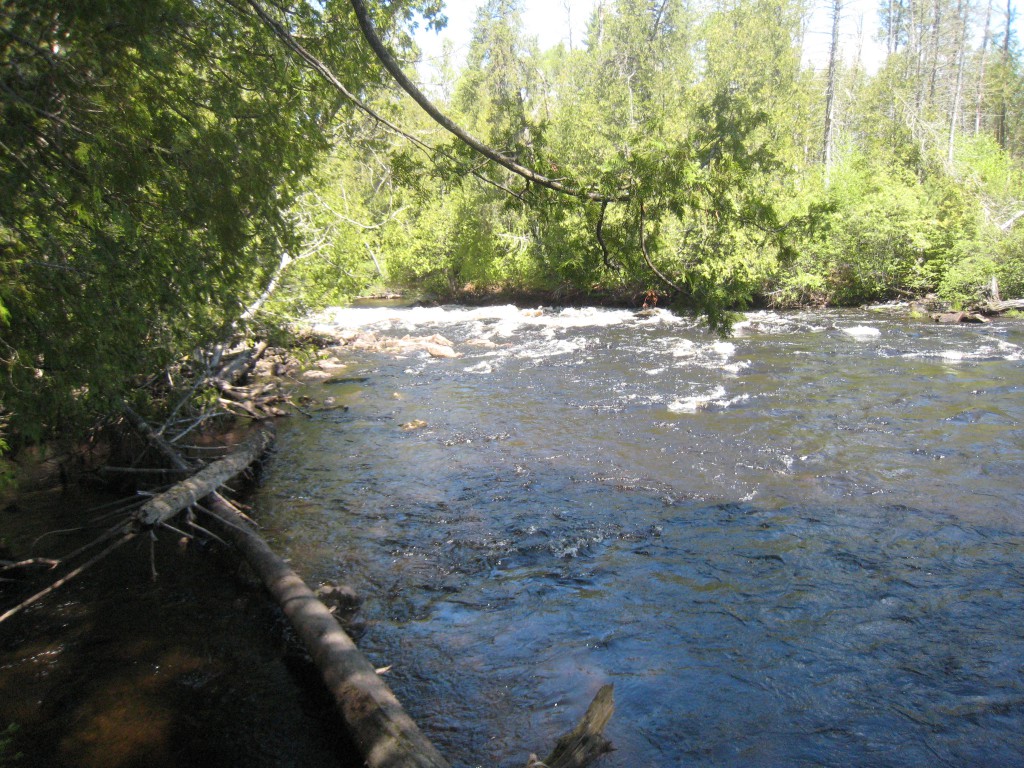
255,305,1024,767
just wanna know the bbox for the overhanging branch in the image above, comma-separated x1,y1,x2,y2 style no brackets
239,0,530,201
347,0,622,203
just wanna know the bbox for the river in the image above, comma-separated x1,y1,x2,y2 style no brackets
250,304,1024,767
2,304,1022,767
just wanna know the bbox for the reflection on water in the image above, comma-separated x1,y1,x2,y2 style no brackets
257,305,1024,767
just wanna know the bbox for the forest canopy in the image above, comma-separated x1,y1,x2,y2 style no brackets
1,0,1022,447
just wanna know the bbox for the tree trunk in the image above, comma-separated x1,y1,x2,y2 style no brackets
823,0,843,183
947,0,968,166
975,0,994,133
995,0,1014,148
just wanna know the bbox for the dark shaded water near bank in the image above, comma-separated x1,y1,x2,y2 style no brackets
2,305,1023,767
0,488,359,767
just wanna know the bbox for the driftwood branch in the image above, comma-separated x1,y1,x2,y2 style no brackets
0,427,274,625
972,297,1024,315
0,557,58,572
528,684,615,768
124,406,197,471
0,534,136,624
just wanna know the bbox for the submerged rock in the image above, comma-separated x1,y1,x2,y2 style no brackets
301,369,334,381
315,582,362,612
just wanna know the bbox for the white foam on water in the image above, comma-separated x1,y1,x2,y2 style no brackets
733,310,827,336
903,342,1024,363
670,338,741,372
667,386,728,413
710,341,736,357
733,311,795,335
995,340,1024,360
671,339,697,358
548,307,637,328
315,304,687,337
517,338,584,360
723,361,751,375
842,326,882,339
464,361,493,374
634,307,685,325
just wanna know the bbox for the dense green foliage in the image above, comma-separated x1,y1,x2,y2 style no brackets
286,0,1022,320
1,0,1022,447
0,0,411,443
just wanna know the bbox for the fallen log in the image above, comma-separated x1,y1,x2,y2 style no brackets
135,422,614,768
203,494,451,768
218,340,269,386
131,425,274,528
970,298,1024,316
204,494,615,768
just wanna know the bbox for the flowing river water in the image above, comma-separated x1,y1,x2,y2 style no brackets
2,304,1023,767
252,304,1024,767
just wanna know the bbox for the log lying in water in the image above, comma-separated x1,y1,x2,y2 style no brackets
163,429,614,768
131,425,274,528
206,491,616,768
527,684,615,768
203,494,452,768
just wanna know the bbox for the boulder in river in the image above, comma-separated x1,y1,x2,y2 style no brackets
424,342,459,358
933,311,988,324
315,582,363,612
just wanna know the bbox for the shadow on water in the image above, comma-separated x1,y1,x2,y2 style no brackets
0,488,360,768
